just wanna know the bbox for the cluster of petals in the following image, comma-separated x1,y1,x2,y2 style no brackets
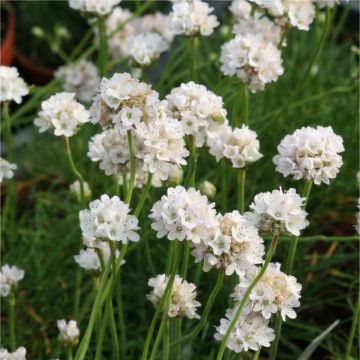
79,194,140,244
55,60,100,103
169,0,219,36
0,347,27,360
191,211,264,281
0,66,29,104
233,262,302,321
221,34,284,93
244,188,309,236
0,158,17,183
147,274,201,319
0,264,25,297
165,82,228,147
150,186,218,243
208,124,263,168
214,307,275,353
69,180,92,201
57,319,80,346
34,92,90,137
69,0,120,15
229,0,252,19
273,126,344,185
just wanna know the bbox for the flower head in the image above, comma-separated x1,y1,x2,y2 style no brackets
0,347,27,360
34,92,90,137
0,265,25,297
69,180,92,202
229,0,252,20
0,66,29,104
244,188,309,236
57,319,80,346
273,126,344,185
147,274,201,319
69,0,120,15
0,158,17,183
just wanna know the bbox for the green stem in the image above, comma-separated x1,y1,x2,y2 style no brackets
97,16,108,77
252,347,261,360
185,136,197,188
73,267,82,321
95,305,108,360
67,347,73,360
8,292,16,351
109,298,120,360
240,84,249,127
163,320,170,360
216,233,279,360
116,280,127,359
125,130,136,205
3,102,13,161
134,174,152,217
345,292,360,359
237,169,246,214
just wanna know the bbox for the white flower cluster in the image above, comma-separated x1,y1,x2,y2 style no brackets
214,307,275,353
125,32,169,67
0,347,27,360
221,34,284,93
150,186,218,243
0,158,17,183
244,188,309,236
208,125,263,168
55,60,100,103
79,194,140,244
169,0,219,37
0,66,29,104
0,264,25,297
191,211,264,281
250,0,316,31
34,92,90,137
69,180,92,201
147,274,201,319
273,126,344,185
229,0,252,20
69,0,120,15
165,82,228,147
233,262,302,320
57,319,80,346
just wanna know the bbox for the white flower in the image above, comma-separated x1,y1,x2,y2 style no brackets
273,126,344,185
229,0,252,20
150,186,218,243
79,194,140,243
0,158,17,183
69,180,92,202
313,0,339,8
57,319,80,346
191,211,264,281
233,262,302,321
165,82,228,147
220,34,284,93
244,188,309,236
0,265,25,297
125,32,169,67
0,66,29,104
214,307,275,353
34,92,90,137
147,274,201,319
169,0,219,37
199,180,217,199
55,60,100,103
69,0,120,15
0,347,27,360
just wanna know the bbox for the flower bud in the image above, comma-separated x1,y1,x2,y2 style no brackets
199,180,216,199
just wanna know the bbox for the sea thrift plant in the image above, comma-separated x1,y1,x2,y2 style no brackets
69,180,91,201
57,319,80,346
0,66,29,104
0,158,17,183
0,347,27,360
0,265,25,297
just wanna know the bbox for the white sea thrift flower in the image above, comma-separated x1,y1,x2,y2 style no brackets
0,347,27,360
191,211,264,281
220,34,284,93
150,186,218,243
57,319,80,346
126,32,169,67
214,307,275,352
244,188,309,236
165,82,228,147
34,92,90,137
169,0,219,36
229,0,252,20
250,0,315,31
0,158,17,183
0,66,29,104
79,194,140,243
273,126,344,185
199,180,217,199
147,274,201,319
55,60,100,103
0,265,25,297
69,180,91,201
69,0,120,15
233,262,302,320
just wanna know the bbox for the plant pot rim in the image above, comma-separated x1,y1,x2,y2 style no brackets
0,10,16,66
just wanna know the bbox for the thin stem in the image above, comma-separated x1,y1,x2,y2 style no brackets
252,347,261,360
116,280,127,359
73,268,82,321
345,292,360,360
67,347,73,360
162,320,170,360
8,292,16,351
134,174,152,217
239,84,249,127
125,130,136,205
237,169,246,214
97,16,108,77
216,233,279,360
94,305,108,360
185,135,197,188
3,102,13,161
109,299,120,360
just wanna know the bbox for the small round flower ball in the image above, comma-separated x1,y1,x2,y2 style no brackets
79,194,140,244
229,0,252,20
0,347,27,360
244,188,309,236
69,180,92,202
57,319,80,347
0,66,29,104
0,158,17,183
273,126,344,185
169,0,219,37
34,92,90,137
69,0,121,16
199,180,217,199
0,264,25,297
147,274,201,319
